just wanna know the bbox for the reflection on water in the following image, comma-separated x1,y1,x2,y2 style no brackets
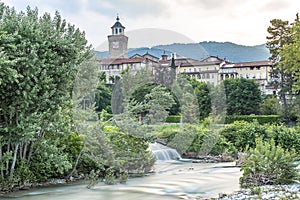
2,161,242,200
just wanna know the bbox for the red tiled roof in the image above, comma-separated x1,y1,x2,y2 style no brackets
98,57,145,65
233,61,272,67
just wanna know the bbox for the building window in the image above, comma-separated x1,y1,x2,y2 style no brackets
197,74,201,79
250,67,254,70
194,68,197,72
184,69,186,73
256,66,261,70
206,73,210,79
211,74,214,78
240,74,243,78
189,68,192,72
246,74,249,79
202,74,205,79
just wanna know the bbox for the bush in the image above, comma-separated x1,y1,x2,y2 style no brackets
165,115,181,123
266,124,300,153
240,138,299,188
211,135,237,155
225,115,279,124
221,121,267,151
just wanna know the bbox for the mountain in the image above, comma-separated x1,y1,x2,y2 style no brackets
94,41,270,62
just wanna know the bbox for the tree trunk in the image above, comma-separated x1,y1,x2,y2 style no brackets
27,141,34,163
19,142,23,160
0,146,3,178
5,141,10,176
67,144,85,179
23,142,27,160
10,143,20,177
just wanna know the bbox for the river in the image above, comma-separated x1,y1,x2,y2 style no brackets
1,161,242,200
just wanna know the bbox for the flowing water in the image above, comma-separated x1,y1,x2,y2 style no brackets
149,142,182,161
1,144,242,200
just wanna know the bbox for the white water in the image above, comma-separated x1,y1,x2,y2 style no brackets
149,142,182,161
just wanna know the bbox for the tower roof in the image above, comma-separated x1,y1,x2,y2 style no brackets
111,15,125,29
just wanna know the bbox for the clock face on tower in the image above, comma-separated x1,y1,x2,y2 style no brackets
112,41,119,49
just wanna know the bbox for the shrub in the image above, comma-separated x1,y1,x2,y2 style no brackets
225,115,279,124
211,135,237,155
221,121,267,151
165,115,181,123
240,138,299,188
266,124,300,153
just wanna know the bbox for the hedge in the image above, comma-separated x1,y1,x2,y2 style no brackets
165,115,181,123
225,115,279,124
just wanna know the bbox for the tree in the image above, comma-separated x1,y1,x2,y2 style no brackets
266,16,299,122
189,78,211,120
144,85,175,124
224,78,261,115
0,3,92,180
280,19,300,91
172,75,200,123
95,82,112,113
260,95,281,115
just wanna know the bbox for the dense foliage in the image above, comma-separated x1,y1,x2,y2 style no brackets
0,3,92,188
266,15,300,123
189,78,212,120
240,138,299,187
223,78,262,115
225,115,279,124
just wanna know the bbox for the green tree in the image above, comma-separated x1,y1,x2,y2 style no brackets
224,78,261,115
280,19,300,91
172,75,200,124
189,78,211,120
144,85,175,124
131,83,180,116
266,16,298,122
95,83,112,113
0,4,92,180
260,95,281,115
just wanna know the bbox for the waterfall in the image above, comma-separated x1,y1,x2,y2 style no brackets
149,142,182,161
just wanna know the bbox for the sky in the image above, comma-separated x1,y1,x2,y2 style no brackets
3,0,300,50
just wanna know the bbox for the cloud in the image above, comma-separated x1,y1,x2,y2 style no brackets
86,0,171,19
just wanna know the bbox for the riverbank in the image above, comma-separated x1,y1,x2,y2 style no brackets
216,184,300,200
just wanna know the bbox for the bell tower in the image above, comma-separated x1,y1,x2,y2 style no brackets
108,15,128,58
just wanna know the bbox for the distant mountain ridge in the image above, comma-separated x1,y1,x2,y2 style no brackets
94,41,270,63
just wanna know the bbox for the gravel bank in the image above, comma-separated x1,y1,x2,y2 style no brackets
216,184,300,200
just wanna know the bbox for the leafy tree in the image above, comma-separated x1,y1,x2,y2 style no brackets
260,95,281,115
280,19,300,91
0,3,92,181
171,75,200,124
266,16,299,122
209,82,227,123
95,82,112,113
223,78,261,115
131,83,180,116
144,85,175,124
189,78,211,120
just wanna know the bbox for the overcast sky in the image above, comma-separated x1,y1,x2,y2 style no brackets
4,0,300,50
